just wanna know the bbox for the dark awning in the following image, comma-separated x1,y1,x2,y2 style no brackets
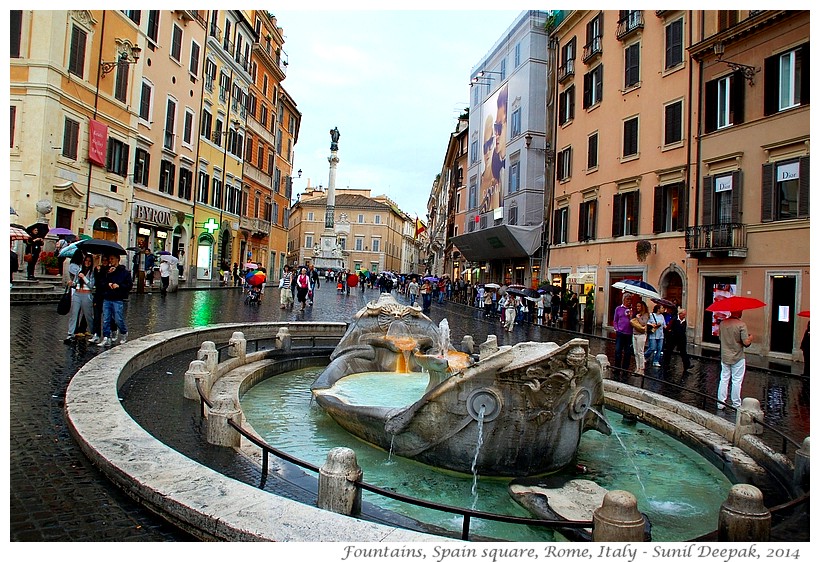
451,224,542,262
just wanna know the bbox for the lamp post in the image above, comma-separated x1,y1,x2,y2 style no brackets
100,44,142,77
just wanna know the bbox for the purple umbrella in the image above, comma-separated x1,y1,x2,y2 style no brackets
48,227,75,236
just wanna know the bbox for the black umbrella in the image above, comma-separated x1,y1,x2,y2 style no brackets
506,286,540,299
26,222,49,240
76,238,127,255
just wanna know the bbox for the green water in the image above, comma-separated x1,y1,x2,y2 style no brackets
241,367,733,541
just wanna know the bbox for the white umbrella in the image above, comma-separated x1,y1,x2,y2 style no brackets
612,280,661,300
484,283,501,289
160,254,179,265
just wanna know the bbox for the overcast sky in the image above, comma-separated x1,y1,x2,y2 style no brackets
274,6,524,222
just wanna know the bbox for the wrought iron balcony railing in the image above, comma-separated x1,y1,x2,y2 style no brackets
616,11,644,40
685,223,747,257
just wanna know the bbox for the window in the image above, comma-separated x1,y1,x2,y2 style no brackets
114,60,129,102
557,146,572,181
68,25,87,78
147,11,159,44
612,191,639,237
372,238,380,253
211,176,222,208
178,168,193,200
468,176,477,209
355,237,364,251
507,204,518,225
664,17,683,69
586,13,603,57
189,41,200,77
470,139,478,164
197,171,209,204
705,73,744,133
204,59,216,91
133,148,150,186
62,118,80,160
560,38,576,79
664,100,683,145
11,11,21,58
514,42,521,67
183,110,194,145
358,214,364,223
106,138,128,176
508,160,520,194
624,42,640,88
559,85,575,125
622,116,639,158
764,44,809,115
761,158,809,221
510,108,521,137
500,58,506,80
578,200,597,241
200,109,212,140
718,11,738,31
164,98,176,150
702,172,740,226
653,182,685,233
305,235,313,249
170,24,183,62
552,207,569,245
583,65,603,108
159,160,175,194
587,132,598,170
122,10,141,25
374,215,381,224
139,81,152,121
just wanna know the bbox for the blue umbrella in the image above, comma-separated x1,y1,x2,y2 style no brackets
611,279,660,300
58,240,82,258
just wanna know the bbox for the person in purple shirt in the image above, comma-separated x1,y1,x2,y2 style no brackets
613,292,634,373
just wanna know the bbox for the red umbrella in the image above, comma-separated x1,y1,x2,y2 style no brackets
797,310,810,318
346,274,359,287
705,296,765,313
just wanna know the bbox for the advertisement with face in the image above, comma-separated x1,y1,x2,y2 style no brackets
711,283,736,336
479,83,508,214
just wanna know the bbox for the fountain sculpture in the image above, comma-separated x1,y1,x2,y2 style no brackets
311,294,610,476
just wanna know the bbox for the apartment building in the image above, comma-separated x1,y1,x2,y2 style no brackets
450,10,551,289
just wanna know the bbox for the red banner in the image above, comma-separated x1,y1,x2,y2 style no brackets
88,119,108,167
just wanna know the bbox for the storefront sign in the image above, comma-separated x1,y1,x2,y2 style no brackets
134,204,173,227
777,162,799,182
715,175,733,193
88,120,108,167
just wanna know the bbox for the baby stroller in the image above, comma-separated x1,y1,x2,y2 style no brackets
244,285,262,306
337,282,344,293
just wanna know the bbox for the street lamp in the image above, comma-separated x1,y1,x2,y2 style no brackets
286,169,302,205
100,44,141,78
713,41,759,85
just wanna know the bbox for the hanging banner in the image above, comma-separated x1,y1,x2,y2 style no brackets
88,119,108,167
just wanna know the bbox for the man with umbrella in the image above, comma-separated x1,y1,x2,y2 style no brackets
24,222,48,279
716,310,753,410
97,253,133,347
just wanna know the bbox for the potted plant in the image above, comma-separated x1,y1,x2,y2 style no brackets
636,240,652,262
583,288,595,333
39,251,60,275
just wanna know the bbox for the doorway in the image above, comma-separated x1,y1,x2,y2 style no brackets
770,275,796,354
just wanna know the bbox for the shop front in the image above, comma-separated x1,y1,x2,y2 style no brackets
132,203,175,253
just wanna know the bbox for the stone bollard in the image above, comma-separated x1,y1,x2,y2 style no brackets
596,354,611,379
461,335,475,355
718,484,770,541
197,341,218,376
317,447,362,516
592,490,647,542
732,397,764,446
206,394,241,448
228,331,246,360
275,327,292,351
793,436,809,492
479,335,499,360
183,359,211,400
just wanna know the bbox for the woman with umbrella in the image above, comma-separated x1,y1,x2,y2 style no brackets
24,223,48,279
64,252,95,344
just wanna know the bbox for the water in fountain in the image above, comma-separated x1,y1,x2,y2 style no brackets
385,320,417,373
591,409,647,498
437,318,451,359
470,403,487,510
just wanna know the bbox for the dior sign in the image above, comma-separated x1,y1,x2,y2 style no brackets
134,204,173,227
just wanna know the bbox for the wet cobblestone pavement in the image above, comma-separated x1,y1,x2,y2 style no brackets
9,284,810,541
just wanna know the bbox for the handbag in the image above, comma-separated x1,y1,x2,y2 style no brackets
57,286,72,315
630,316,646,334
24,253,32,263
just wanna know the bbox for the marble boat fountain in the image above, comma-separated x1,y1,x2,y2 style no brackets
311,294,611,477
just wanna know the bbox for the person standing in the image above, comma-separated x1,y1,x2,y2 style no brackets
717,311,753,409
144,250,155,288
663,308,691,371
159,258,171,295
64,253,95,344
407,277,419,306
613,293,634,373
88,255,109,344
24,229,45,279
567,292,580,331
420,280,432,313
295,267,311,310
535,294,546,325
279,265,294,309
645,304,667,368
800,321,809,376
504,294,516,332
97,254,132,347
630,300,649,374
233,263,241,287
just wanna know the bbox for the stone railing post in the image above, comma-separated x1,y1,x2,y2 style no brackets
197,341,218,376
461,335,475,355
793,436,809,492
596,354,611,379
183,359,211,401
479,335,499,360
228,331,246,360
592,490,647,542
718,484,770,541
317,447,362,516
732,397,764,446
206,394,241,448
275,327,292,351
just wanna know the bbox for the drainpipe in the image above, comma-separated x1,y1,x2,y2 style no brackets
190,11,212,280
83,11,107,230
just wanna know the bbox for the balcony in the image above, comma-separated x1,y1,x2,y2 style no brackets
616,11,644,41
582,36,603,64
685,223,747,258
240,216,271,236
557,58,575,83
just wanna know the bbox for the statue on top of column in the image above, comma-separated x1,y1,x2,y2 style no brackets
329,127,340,151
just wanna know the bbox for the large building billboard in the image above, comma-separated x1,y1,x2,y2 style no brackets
479,83,507,215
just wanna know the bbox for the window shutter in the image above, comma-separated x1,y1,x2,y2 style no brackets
763,55,778,116
583,72,591,108
631,191,640,236
704,80,717,133
596,65,604,103
798,156,810,218
761,163,774,222
577,202,585,241
676,182,686,230
559,91,567,124
612,193,622,237
800,43,810,105
569,85,575,119
556,149,564,180
653,185,663,233
552,209,562,243
702,176,713,225
731,72,745,125
730,171,741,222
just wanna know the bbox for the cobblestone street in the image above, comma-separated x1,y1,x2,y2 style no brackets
9,283,810,541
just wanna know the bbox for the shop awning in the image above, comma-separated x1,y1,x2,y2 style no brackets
451,224,542,262
567,272,596,284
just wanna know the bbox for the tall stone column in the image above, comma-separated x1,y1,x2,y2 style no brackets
325,127,340,230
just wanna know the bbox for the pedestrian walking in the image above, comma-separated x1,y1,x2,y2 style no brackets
645,304,667,367
64,253,95,344
88,255,108,343
159,258,171,295
295,267,311,310
233,263,241,286
663,307,691,371
717,311,753,409
279,265,294,309
504,294,516,331
613,293,634,372
407,277,419,306
97,254,132,347
630,300,649,374
420,280,432,313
